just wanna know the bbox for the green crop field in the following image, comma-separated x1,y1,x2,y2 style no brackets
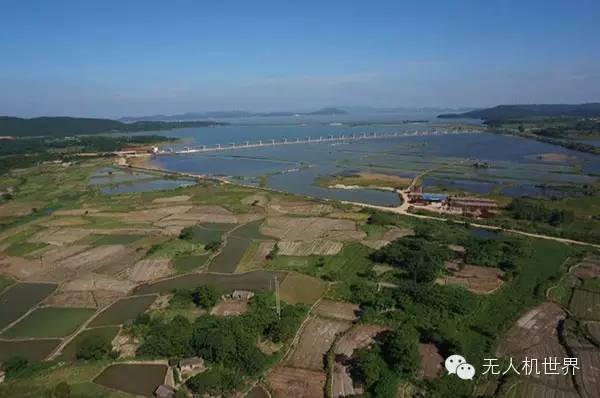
5,242,48,257
0,282,57,329
58,326,121,361
2,307,96,338
89,295,157,327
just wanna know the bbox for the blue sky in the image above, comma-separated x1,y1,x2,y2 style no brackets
1,0,599,117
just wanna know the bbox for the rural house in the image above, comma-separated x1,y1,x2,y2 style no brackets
154,384,175,398
232,290,255,300
178,357,205,373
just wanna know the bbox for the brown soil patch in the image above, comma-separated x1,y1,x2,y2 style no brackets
324,229,366,242
278,240,343,256
373,264,394,275
268,200,333,216
418,343,443,379
328,212,370,221
497,302,566,357
573,348,600,398
571,256,600,279
262,217,357,241
436,264,504,294
285,317,352,371
0,254,44,279
61,273,135,294
44,291,98,308
0,202,42,217
152,195,191,204
335,324,390,357
315,300,359,321
210,299,249,316
127,259,173,283
333,360,363,398
266,366,326,398
44,245,131,280
29,228,92,245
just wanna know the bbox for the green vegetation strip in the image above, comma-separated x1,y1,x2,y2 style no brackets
2,307,96,338
0,282,58,329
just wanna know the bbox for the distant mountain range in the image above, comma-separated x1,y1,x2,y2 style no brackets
120,107,348,122
0,116,225,138
438,103,600,121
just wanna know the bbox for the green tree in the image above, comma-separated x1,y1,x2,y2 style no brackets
76,335,113,360
192,285,220,309
382,326,420,378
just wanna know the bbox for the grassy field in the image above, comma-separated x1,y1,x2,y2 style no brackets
92,234,144,245
0,282,58,329
0,339,62,362
2,307,96,338
267,243,374,287
58,326,121,361
89,295,157,327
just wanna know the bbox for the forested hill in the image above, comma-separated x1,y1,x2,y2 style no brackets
437,103,600,121
0,116,226,137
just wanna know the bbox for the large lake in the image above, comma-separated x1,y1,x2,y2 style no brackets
138,115,599,206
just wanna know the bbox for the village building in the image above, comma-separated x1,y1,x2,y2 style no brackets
178,357,205,373
232,290,255,300
447,197,498,217
154,384,176,398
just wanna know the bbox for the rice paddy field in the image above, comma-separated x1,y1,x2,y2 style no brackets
0,339,62,362
2,307,96,338
93,363,168,397
89,295,157,327
0,283,58,329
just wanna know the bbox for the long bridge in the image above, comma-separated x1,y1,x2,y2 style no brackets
158,129,477,155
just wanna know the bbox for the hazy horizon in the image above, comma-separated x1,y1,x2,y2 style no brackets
2,1,599,118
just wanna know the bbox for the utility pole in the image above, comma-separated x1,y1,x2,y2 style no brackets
274,276,281,320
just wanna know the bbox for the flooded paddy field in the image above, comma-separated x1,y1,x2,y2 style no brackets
2,307,96,338
89,295,157,327
134,270,287,295
208,236,252,273
0,339,62,362
0,282,57,329
94,363,167,397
